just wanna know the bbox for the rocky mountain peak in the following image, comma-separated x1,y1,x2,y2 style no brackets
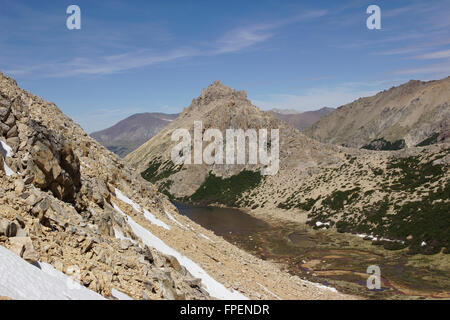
196,80,247,104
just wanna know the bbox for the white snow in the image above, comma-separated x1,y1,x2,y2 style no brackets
303,279,338,293
143,209,171,230
161,118,173,122
356,233,405,244
1,140,14,176
164,210,185,228
114,188,171,230
0,245,104,300
115,188,142,213
315,221,330,227
112,204,247,300
113,227,136,244
199,234,212,241
3,160,14,176
112,288,133,300
0,140,13,157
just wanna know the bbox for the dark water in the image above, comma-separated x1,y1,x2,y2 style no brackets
174,201,450,299
173,201,270,237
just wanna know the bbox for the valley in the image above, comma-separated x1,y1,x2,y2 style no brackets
176,203,450,299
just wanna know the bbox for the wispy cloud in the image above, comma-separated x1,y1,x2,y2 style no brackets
393,61,450,76
414,49,450,60
3,9,328,78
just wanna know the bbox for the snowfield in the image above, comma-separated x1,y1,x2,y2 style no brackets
0,245,104,300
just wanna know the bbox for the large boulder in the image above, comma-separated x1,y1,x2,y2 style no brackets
24,121,81,202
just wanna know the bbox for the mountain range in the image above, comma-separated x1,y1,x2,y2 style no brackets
91,113,178,158
304,77,450,149
124,80,449,256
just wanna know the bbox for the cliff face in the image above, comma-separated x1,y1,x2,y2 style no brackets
0,72,351,300
304,77,450,148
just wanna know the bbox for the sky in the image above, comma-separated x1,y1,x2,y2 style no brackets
1,0,449,133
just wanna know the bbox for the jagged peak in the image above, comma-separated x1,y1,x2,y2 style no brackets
198,80,247,101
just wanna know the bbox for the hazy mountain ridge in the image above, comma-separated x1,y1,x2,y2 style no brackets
91,113,178,157
269,107,334,131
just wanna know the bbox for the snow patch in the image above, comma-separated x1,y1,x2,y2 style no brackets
113,228,136,244
199,234,212,241
112,205,247,300
115,188,142,213
0,245,104,300
315,221,330,227
0,140,13,157
143,209,171,230
165,210,185,228
1,140,15,176
114,188,171,230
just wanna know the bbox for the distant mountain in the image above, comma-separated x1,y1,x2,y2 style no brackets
91,112,179,157
269,107,334,131
267,108,302,115
304,77,450,149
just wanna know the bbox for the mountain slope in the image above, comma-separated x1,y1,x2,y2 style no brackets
0,71,350,300
125,80,449,256
91,112,178,157
125,81,345,199
304,77,450,148
269,107,334,131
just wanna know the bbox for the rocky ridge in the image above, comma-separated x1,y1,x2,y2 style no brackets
304,77,450,148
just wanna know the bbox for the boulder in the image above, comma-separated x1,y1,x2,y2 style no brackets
8,237,40,264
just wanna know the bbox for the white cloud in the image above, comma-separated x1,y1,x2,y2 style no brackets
393,61,450,76
252,86,379,111
4,10,328,78
414,49,450,60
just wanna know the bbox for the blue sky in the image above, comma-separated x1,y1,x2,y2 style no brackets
1,0,449,133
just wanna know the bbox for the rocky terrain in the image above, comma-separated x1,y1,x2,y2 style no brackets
125,81,345,199
305,77,450,149
91,113,178,157
126,80,449,256
268,107,333,131
0,71,352,300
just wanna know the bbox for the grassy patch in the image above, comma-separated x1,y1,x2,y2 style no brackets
189,170,263,207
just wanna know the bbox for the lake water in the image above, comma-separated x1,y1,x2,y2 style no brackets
174,201,450,299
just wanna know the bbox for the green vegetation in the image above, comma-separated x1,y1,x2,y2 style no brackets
361,138,406,151
416,132,439,147
189,170,263,206
387,155,445,191
321,187,361,211
141,158,183,184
